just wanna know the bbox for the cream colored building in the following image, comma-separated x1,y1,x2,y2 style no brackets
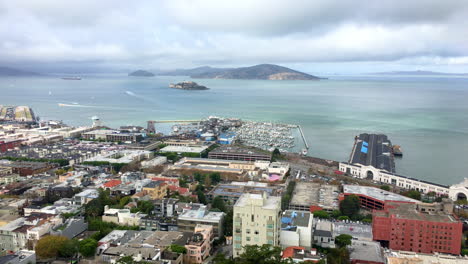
233,192,281,257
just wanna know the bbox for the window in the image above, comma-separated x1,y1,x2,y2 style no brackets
246,237,251,241
252,214,255,222
255,231,259,235
246,229,250,234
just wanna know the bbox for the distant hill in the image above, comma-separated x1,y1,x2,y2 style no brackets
375,70,468,76
129,70,155,77
158,66,232,76
0,66,41,76
160,64,322,80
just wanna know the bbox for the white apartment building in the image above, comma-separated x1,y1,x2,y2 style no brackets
233,192,281,257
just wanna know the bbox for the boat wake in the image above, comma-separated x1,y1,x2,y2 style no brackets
125,91,136,96
58,103,93,108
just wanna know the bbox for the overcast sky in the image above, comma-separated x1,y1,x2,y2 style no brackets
1,0,468,74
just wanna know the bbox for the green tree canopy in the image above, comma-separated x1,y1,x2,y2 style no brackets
58,238,79,258
335,234,353,248
79,238,98,257
212,196,227,213
170,244,187,254
402,190,421,200
313,210,330,219
35,235,69,259
340,195,360,219
380,185,390,191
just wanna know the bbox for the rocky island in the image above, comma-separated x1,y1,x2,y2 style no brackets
128,70,155,77
159,64,323,80
169,81,209,90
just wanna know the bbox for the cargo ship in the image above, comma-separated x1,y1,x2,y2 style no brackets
61,77,81,80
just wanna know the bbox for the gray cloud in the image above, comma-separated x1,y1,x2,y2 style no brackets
0,0,468,73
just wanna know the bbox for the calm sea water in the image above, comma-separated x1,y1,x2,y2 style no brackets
1,75,467,185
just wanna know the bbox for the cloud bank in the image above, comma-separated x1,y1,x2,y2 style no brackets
1,0,468,73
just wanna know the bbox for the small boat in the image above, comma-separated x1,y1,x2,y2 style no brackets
301,148,308,155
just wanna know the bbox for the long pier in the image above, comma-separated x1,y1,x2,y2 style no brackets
298,125,309,149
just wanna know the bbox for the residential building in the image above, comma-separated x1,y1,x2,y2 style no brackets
141,156,167,168
0,250,36,264
139,215,178,231
142,181,167,200
233,192,281,257
313,220,334,248
73,189,99,206
372,200,462,255
185,225,214,264
280,210,313,249
102,206,146,226
282,247,323,263
178,205,225,239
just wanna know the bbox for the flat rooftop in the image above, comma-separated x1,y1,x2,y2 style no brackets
160,145,208,153
349,241,384,263
290,182,339,209
374,202,459,223
333,221,373,240
209,145,271,157
343,185,419,203
281,210,311,230
209,182,279,197
234,193,281,210
349,133,395,173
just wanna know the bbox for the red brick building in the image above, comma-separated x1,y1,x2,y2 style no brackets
372,201,462,255
341,185,419,210
0,140,22,152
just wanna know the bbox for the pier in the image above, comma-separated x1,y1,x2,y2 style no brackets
298,125,309,149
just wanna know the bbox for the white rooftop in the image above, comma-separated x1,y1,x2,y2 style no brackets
343,185,419,203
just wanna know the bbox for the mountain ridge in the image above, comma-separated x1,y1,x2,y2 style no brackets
158,64,322,80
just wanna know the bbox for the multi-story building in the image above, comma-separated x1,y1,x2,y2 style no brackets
280,210,313,249
82,129,143,143
233,192,281,257
73,189,99,206
372,200,462,255
208,146,271,161
185,225,214,264
207,181,281,206
341,185,419,210
178,205,225,239
102,206,146,226
142,181,167,200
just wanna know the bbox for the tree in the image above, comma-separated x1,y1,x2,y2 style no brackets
35,235,69,259
119,196,131,207
210,173,222,185
197,190,207,204
340,195,360,219
313,210,330,219
170,244,187,254
79,238,98,257
137,200,155,215
335,234,353,248
212,196,227,213
213,253,235,264
331,210,342,218
58,239,79,258
194,172,205,182
380,185,390,191
327,248,350,264
224,209,233,236
55,168,66,176
402,190,421,200
236,244,292,264
337,216,350,221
